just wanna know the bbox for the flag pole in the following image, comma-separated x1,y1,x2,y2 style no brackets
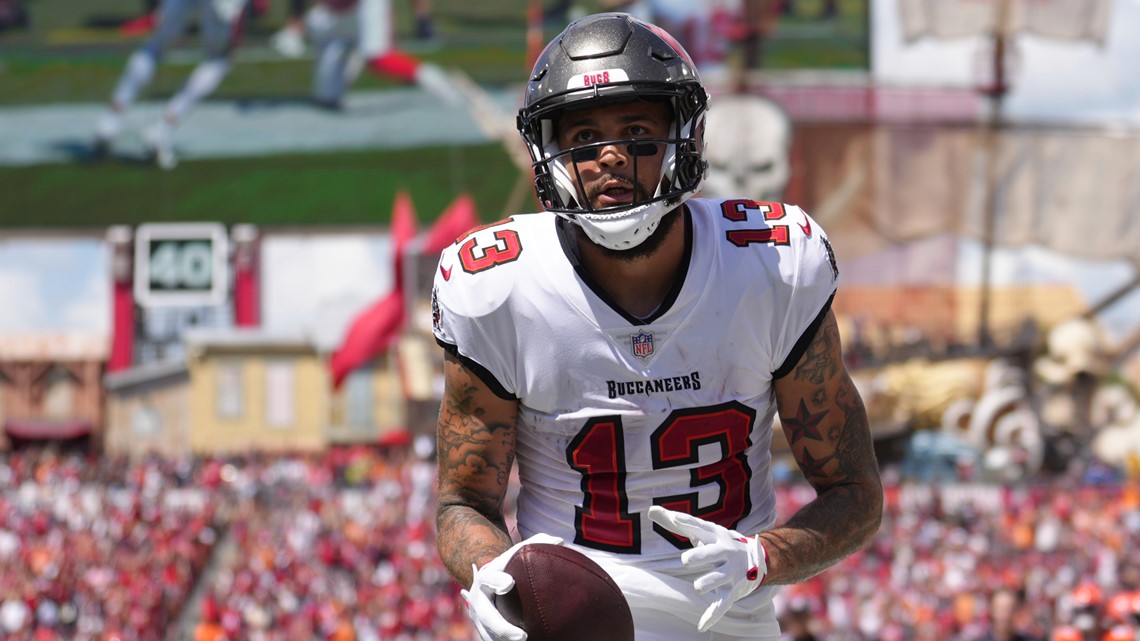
976,0,1011,350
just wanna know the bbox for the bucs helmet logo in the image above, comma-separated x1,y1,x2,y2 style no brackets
631,331,655,358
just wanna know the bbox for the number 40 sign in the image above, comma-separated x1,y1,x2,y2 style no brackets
133,223,229,307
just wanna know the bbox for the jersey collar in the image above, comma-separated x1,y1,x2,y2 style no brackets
555,208,694,326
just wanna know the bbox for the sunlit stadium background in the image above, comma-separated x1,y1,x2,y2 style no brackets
2,0,1139,639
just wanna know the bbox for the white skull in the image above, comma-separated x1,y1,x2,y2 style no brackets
701,94,792,202
1033,318,1109,386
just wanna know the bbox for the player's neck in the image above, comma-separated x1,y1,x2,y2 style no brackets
575,208,688,319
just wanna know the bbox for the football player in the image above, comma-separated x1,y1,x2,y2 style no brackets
270,0,455,110
93,0,250,169
432,12,882,641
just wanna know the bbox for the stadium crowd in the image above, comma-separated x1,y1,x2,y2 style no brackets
1,444,1138,641
0,450,219,641
774,468,1140,641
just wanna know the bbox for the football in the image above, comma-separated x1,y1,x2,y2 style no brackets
497,543,635,641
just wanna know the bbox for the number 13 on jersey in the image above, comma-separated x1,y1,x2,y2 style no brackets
566,401,756,553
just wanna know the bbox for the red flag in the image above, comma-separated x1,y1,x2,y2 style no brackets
330,287,405,387
330,288,406,389
108,280,134,372
232,229,261,328
329,192,419,389
423,193,480,253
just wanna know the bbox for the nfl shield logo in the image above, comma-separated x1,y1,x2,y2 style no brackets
631,331,654,358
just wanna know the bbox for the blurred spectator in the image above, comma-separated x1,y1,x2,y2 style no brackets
271,0,456,110
978,588,1041,641
780,593,825,641
121,0,277,37
1067,582,1108,641
93,0,252,169
0,0,28,32
410,0,434,39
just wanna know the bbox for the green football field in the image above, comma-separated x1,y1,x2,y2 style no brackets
0,144,526,228
0,0,868,228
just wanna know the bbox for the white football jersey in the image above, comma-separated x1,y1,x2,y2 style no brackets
432,197,839,637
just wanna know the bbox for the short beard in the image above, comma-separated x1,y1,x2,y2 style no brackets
596,206,683,262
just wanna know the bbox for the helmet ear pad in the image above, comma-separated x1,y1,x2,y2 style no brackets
674,115,707,190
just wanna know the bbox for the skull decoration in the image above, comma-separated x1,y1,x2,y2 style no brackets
701,94,792,202
1034,318,1110,386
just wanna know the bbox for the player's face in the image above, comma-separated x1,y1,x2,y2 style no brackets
555,100,671,211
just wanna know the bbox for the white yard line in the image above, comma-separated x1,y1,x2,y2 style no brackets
0,85,522,166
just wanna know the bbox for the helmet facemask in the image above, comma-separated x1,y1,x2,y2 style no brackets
516,13,709,251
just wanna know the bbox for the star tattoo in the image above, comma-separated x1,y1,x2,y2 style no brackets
784,399,828,446
798,447,835,482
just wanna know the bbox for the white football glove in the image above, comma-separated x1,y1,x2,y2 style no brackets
270,23,306,59
460,533,564,641
647,506,767,633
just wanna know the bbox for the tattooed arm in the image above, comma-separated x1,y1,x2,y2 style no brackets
762,309,883,585
436,351,520,588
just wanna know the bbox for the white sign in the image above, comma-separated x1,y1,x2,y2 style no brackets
134,223,229,307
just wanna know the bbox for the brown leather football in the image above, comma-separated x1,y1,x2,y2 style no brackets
497,543,634,641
